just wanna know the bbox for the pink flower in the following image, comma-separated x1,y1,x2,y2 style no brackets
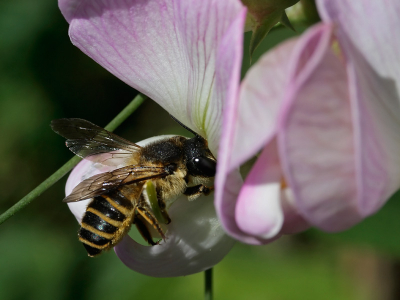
215,0,400,244
59,0,247,276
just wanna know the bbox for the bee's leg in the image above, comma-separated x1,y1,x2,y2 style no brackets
133,211,158,246
135,204,166,241
156,187,172,224
184,185,214,201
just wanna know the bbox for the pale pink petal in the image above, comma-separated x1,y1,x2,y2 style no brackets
317,0,400,90
317,0,400,216
58,0,80,23
214,37,301,244
215,24,338,241
65,136,233,276
345,39,400,216
212,1,268,244
279,24,362,231
61,0,245,153
279,188,310,234
230,38,300,171
208,7,246,154
280,17,400,231
235,138,284,239
215,166,279,244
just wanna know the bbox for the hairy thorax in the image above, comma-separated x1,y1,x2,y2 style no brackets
154,166,187,209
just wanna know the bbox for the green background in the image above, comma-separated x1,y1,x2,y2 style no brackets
1,1,399,299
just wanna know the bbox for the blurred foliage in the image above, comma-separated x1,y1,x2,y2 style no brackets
1,1,400,300
311,190,400,256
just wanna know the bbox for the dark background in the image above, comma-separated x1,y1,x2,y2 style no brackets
1,1,400,299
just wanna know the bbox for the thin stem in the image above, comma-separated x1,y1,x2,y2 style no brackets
204,268,213,300
103,94,146,131
0,156,81,226
0,94,147,225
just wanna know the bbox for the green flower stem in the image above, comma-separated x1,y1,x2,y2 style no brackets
0,94,147,226
103,94,147,132
205,268,213,300
0,156,82,226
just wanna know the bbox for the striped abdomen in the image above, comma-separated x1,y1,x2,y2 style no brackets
78,190,134,257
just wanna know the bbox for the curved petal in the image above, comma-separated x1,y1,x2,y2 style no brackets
235,138,284,240
214,169,247,243
279,188,310,234
209,7,246,154
317,0,400,217
280,18,400,231
115,194,234,277
231,38,300,171
61,0,245,153
215,36,301,244
317,0,400,90
279,24,363,231
214,169,281,245
58,0,80,23
65,136,233,276
345,37,400,216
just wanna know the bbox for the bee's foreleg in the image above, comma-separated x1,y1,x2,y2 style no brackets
184,185,214,201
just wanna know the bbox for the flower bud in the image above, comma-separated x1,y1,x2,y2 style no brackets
241,0,299,55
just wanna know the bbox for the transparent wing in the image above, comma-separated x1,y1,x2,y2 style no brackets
64,165,168,203
51,118,141,166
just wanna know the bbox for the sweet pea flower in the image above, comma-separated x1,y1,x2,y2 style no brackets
59,0,247,276
215,0,400,244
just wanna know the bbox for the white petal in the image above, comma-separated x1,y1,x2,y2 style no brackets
115,193,234,277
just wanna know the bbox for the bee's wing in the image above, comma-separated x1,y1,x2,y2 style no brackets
51,118,141,166
63,165,168,203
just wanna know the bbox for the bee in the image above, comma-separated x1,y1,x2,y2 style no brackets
51,118,216,257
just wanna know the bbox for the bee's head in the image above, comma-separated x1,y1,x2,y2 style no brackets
183,135,216,178
169,114,216,177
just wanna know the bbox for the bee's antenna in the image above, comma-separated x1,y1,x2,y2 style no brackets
169,114,198,136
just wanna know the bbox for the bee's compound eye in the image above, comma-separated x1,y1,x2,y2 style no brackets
193,157,216,177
